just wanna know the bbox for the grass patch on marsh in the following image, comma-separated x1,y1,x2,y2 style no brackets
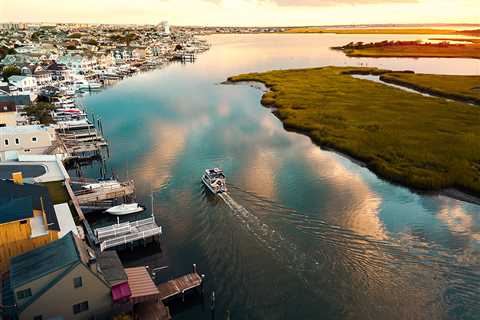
284,28,480,36
381,73,480,104
228,67,480,196
334,41,480,59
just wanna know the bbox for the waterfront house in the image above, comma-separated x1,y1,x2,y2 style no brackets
58,54,98,75
0,125,54,161
132,48,146,60
33,69,53,87
7,75,37,93
0,101,17,127
0,178,60,273
45,62,73,82
3,232,112,320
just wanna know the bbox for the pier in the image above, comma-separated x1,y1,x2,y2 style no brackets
74,180,135,204
95,217,162,251
157,272,203,301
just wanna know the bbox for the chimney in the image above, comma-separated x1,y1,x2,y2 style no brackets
12,171,23,185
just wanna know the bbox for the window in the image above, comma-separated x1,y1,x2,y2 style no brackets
20,220,27,225
33,316,43,320
15,138,19,145
16,288,32,300
4,139,8,146
32,137,37,142
73,276,83,288
73,301,89,314
24,149,31,152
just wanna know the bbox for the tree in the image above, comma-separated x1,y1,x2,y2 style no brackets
24,102,55,125
2,65,21,81
123,33,138,46
84,38,98,46
68,33,82,39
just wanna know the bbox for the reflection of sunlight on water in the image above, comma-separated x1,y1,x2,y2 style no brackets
135,122,188,190
437,198,480,243
289,134,387,241
241,149,279,200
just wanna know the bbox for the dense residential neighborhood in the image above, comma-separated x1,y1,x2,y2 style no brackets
0,22,208,320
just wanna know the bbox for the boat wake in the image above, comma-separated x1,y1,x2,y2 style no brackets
214,188,480,318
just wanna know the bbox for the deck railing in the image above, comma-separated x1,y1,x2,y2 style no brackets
99,226,162,251
95,217,157,241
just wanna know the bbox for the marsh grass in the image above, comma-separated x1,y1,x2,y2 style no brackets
229,67,480,196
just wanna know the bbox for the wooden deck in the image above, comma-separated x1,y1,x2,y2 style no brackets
74,180,135,204
64,178,86,221
157,273,203,301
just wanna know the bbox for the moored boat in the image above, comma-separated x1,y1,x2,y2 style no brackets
105,203,144,216
82,180,121,190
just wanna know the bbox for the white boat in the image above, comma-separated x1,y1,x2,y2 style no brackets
88,81,102,89
202,168,227,194
75,80,102,91
105,203,144,216
82,180,121,190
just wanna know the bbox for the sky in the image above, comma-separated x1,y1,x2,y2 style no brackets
1,0,479,26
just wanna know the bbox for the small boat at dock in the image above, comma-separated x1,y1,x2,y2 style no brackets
82,180,121,190
202,168,227,194
105,203,145,216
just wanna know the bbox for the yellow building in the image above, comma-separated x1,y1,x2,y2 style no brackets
0,178,60,273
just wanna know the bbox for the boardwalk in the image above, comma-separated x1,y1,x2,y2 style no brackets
74,180,135,204
95,217,162,251
157,273,203,301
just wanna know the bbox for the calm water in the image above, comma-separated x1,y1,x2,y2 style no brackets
81,34,480,320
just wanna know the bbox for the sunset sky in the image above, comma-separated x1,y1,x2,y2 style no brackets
1,0,479,26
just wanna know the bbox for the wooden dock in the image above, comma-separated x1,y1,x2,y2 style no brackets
74,180,135,204
95,217,162,251
157,272,203,301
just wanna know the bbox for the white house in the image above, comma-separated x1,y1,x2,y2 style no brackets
0,125,54,161
8,75,38,93
33,70,53,86
58,55,98,74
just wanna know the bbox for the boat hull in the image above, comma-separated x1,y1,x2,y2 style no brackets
105,204,145,216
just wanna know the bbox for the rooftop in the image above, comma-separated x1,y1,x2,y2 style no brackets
0,196,34,224
0,180,59,231
10,232,80,288
97,251,128,286
0,101,16,112
0,124,49,135
8,75,31,82
125,267,159,303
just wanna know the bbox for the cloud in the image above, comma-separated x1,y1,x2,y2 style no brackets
207,0,418,6
269,0,418,5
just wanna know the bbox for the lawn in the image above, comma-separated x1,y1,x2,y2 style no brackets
228,67,480,196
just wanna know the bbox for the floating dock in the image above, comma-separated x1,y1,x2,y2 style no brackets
95,217,162,251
